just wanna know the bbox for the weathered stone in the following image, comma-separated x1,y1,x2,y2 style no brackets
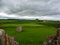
0,29,19,45
44,26,60,45
16,26,22,32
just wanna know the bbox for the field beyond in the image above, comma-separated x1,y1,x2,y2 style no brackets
0,20,57,45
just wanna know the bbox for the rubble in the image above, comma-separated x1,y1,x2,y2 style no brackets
0,29,19,45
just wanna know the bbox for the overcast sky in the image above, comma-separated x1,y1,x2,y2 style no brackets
0,0,60,20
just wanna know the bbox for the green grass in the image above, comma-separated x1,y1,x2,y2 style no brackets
0,25,56,45
0,20,57,45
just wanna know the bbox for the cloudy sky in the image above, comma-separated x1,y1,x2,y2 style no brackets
0,0,60,20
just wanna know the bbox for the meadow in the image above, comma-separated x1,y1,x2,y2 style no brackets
0,19,59,45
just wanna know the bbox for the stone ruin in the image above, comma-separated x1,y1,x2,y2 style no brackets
16,26,22,32
44,26,60,45
0,29,19,45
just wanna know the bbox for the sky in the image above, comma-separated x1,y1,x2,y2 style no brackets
0,0,60,20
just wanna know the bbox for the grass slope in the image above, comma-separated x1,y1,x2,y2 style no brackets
0,20,56,45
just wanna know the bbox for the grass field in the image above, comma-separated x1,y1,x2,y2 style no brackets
0,20,57,45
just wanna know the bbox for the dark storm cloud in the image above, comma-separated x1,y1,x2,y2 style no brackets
0,0,60,16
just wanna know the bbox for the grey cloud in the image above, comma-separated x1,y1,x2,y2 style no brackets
0,0,60,16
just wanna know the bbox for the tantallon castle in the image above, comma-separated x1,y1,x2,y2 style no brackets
44,25,60,45
0,29,19,45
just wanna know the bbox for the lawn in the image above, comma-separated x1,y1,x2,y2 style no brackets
0,20,56,45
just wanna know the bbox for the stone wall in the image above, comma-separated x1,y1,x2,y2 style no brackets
0,29,19,45
44,27,60,45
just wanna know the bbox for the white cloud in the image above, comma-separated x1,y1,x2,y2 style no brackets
0,12,59,20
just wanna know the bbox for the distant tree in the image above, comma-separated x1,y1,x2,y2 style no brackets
35,19,39,22
35,19,40,24
36,19,39,20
